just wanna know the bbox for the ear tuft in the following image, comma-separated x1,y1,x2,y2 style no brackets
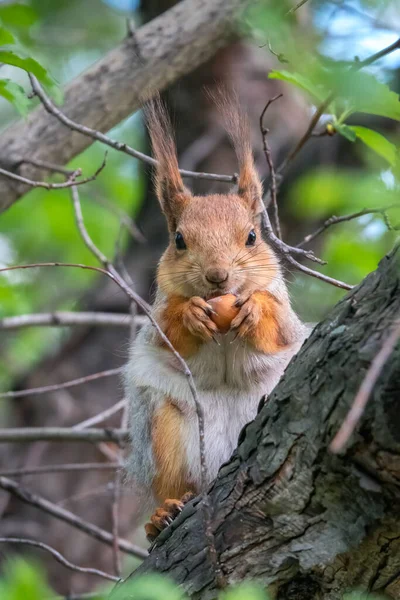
145,94,190,231
208,87,264,217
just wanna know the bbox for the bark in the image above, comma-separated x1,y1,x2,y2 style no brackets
0,0,252,213
122,245,400,600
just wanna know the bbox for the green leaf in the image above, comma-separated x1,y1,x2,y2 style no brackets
0,78,29,116
269,69,325,102
330,70,400,121
335,123,356,142
0,4,38,28
112,574,186,600
348,125,397,166
0,49,62,103
0,26,16,45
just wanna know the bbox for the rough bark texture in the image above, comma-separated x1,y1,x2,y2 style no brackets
0,0,251,213
121,245,400,599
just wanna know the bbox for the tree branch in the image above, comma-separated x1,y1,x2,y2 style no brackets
0,428,129,444
70,185,222,585
73,399,127,431
0,155,106,191
0,0,250,213
0,311,147,330
0,537,119,583
0,477,146,559
297,205,399,247
0,463,119,477
30,75,235,188
0,367,123,399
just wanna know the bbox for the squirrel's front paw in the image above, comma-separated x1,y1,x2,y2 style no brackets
182,296,218,342
230,292,262,339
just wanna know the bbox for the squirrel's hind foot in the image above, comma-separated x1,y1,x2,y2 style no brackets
145,492,195,543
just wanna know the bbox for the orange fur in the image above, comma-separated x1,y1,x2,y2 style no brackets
151,399,194,503
157,294,219,357
232,291,289,353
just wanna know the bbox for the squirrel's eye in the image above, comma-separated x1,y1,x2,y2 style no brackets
175,231,187,250
246,229,256,246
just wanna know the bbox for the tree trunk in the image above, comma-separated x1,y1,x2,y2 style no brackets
123,245,400,600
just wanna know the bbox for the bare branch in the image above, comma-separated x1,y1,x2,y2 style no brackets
261,206,353,290
70,180,216,581
259,94,283,239
330,320,400,453
0,477,146,558
0,367,123,399
0,427,128,444
0,463,119,478
286,0,310,15
73,399,127,430
0,537,119,582
17,157,78,177
0,311,147,330
0,154,106,191
69,185,209,490
30,75,235,185
297,205,399,247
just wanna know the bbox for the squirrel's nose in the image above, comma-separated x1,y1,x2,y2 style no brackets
205,268,229,285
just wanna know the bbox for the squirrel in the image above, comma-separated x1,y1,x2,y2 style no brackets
124,93,310,542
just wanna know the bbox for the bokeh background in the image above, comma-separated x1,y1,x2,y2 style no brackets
0,0,399,596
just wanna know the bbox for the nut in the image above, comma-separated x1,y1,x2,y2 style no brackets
208,294,239,334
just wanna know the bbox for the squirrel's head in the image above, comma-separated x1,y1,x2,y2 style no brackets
148,94,279,299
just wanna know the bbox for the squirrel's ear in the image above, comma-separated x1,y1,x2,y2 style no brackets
237,147,264,218
208,88,264,217
145,95,190,231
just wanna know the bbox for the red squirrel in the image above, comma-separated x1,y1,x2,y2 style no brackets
124,94,309,542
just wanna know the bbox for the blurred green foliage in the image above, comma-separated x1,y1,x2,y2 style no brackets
0,1,145,390
0,558,388,600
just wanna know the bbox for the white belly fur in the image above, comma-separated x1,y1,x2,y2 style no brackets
128,330,304,490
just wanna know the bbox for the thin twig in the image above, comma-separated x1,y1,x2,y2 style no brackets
0,463,119,477
330,320,400,453
0,155,106,191
111,405,129,577
259,94,283,239
73,399,127,431
70,181,214,581
29,74,236,184
0,537,119,582
0,427,128,443
297,205,398,247
0,367,123,399
17,157,77,176
0,311,147,330
69,185,209,492
0,477,147,558
261,209,353,290
286,0,311,15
